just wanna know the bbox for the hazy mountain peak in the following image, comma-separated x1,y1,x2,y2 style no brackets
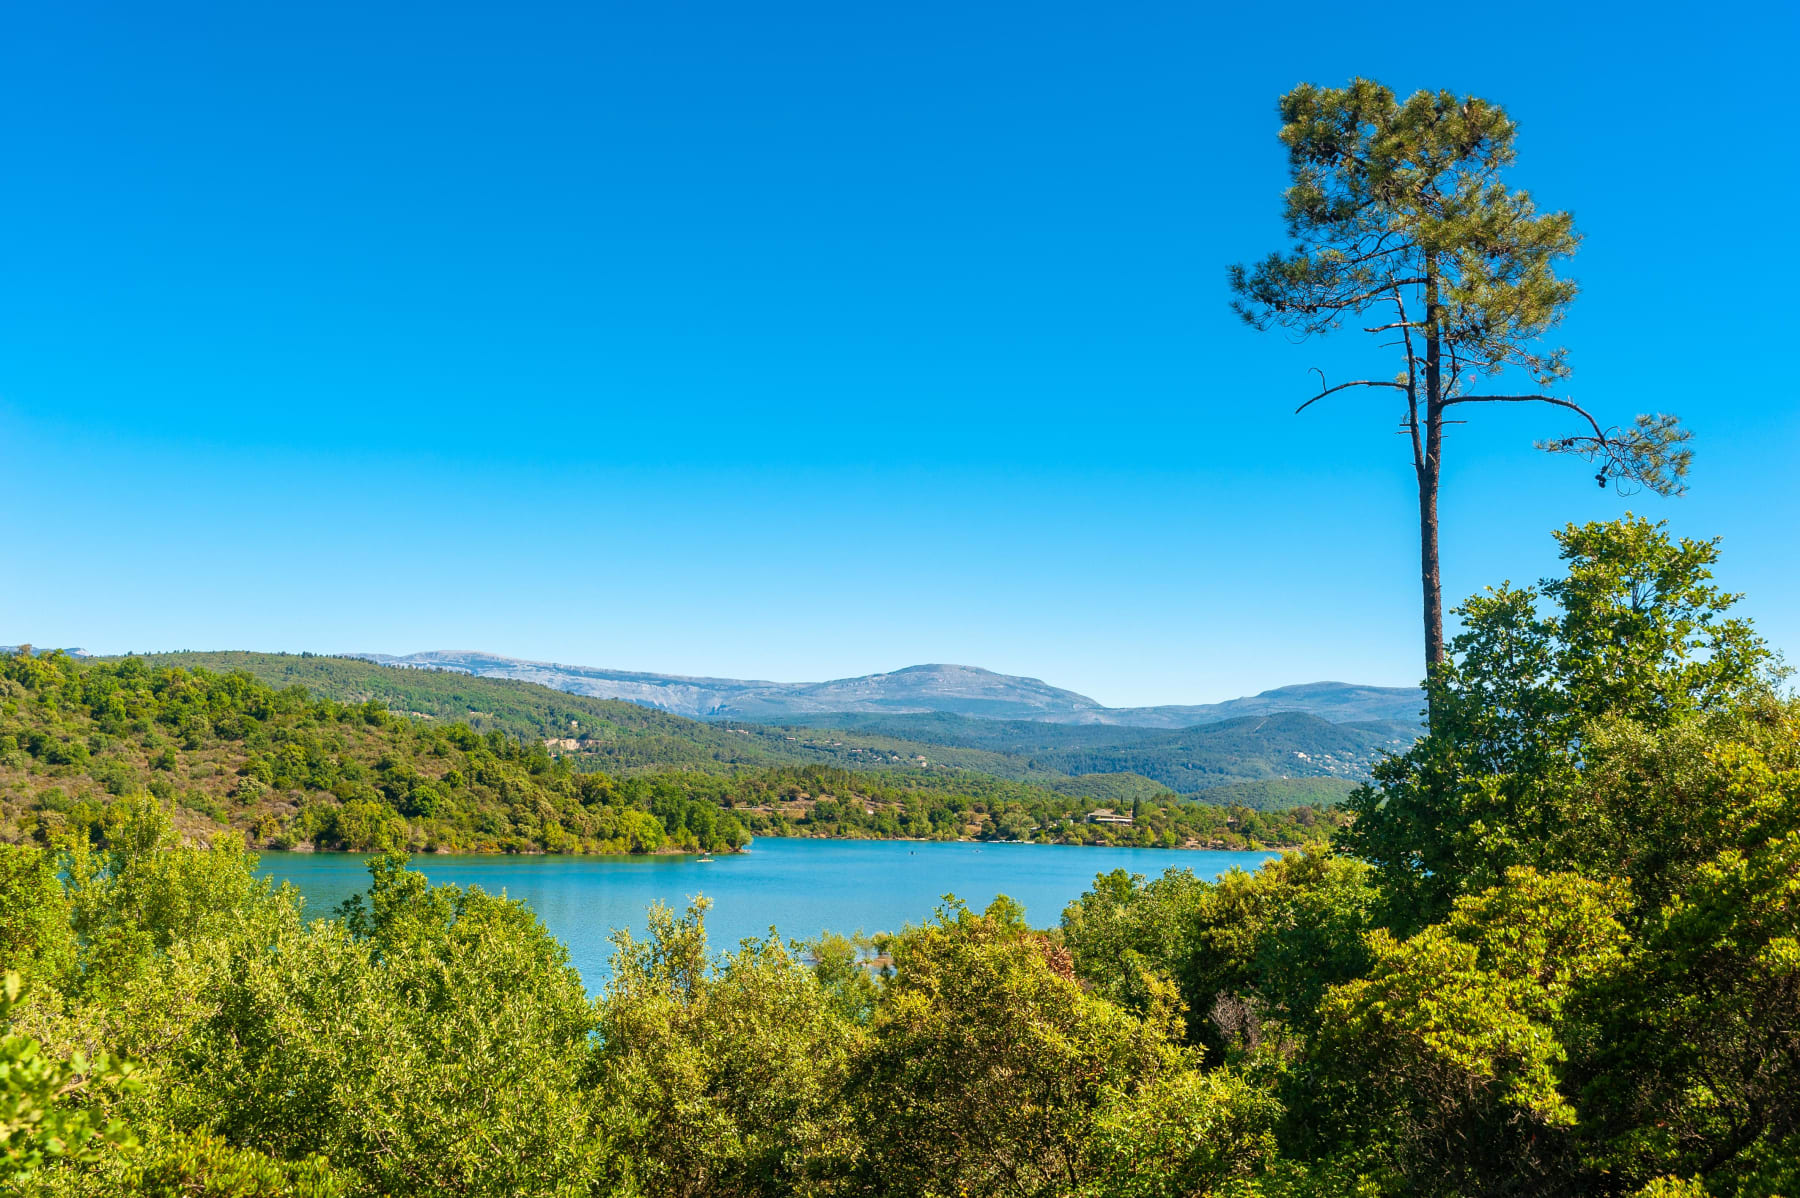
348,651,1420,728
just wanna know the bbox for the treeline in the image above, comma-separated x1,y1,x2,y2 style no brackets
0,654,1336,856
628,765,1345,849
0,517,1794,1196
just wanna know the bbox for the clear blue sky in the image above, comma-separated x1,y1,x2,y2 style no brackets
3,0,1795,706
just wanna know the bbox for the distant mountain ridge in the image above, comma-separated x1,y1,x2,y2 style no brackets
114,651,1419,808
351,651,1423,728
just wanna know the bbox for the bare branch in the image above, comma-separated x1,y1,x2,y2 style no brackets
1441,393,1606,438
1393,288,1424,473
1326,239,1410,269
1297,375,1407,414
1296,279,1429,312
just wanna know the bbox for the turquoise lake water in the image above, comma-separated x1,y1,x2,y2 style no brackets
256,838,1278,990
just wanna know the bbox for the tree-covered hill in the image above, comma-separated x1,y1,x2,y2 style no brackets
123,653,1404,800
1195,776,1360,811
1022,712,1413,793
128,651,809,767
767,708,1415,796
1,652,1341,854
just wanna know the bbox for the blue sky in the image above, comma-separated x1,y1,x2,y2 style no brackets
3,0,1795,706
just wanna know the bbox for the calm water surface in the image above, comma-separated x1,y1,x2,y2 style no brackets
257,838,1277,990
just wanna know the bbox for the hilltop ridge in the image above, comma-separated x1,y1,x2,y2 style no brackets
119,652,1414,806
352,650,1423,727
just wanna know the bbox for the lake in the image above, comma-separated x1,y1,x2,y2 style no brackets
256,838,1279,989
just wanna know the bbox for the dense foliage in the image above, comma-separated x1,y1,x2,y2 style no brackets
1,516,1794,1197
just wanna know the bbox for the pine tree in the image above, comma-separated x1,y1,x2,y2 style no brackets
1230,79,1692,681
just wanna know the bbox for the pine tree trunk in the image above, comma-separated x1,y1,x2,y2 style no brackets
1420,265,1447,682
1417,442,1444,670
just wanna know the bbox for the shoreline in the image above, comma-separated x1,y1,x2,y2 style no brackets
255,832,1311,858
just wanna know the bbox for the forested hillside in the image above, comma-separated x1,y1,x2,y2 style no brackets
130,652,1399,804
0,652,1340,855
126,653,1169,786
789,709,1413,792
129,651,821,767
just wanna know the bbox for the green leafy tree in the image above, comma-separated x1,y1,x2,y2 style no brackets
89,1127,346,1198
1341,516,1773,924
1303,869,1631,1196
0,846,74,981
47,848,609,1197
59,796,280,998
1575,829,1800,1192
1181,849,1380,1049
802,931,881,1025
850,895,1188,1197
1230,79,1690,672
1083,1066,1281,1198
594,899,862,1197
0,972,136,1187
1062,866,1213,1038
1063,848,1379,1052
185,854,606,1197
